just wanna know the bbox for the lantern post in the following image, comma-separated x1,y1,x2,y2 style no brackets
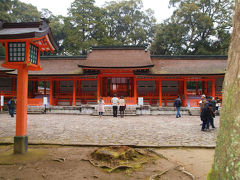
0,19,58,154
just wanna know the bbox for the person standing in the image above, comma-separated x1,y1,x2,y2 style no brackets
97,97,105,117
201,103,214,131
119,96,126,118
208,103,216,129
111,94,119,117
174,96,182,118
9,97,16,117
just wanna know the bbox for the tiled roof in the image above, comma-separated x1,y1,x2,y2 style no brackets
150,56,227,75
78,48,154,68
0,56,86,75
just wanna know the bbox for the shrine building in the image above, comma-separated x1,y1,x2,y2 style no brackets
0,45,227,107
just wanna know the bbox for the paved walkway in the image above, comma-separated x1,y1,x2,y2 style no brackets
0,113,219,147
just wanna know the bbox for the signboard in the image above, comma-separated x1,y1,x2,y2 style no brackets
43,97,48,106
0,96,4,106
138,97,143,106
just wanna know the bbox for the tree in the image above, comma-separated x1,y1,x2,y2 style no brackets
151,0,234,55
0,0,41,56
11,0,41,22
40,9,66,55
0,0,13,22
208,1,240,179
63,0,105,55
103,0,156,45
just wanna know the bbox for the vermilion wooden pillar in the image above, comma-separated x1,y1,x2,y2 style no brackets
16,68,28,137
49,80,53,105
183,79,187,107
97,75,100,102
212,79,215,98
14,67,29,153
72,80,76,106
158,79,162,107
134,75,137,104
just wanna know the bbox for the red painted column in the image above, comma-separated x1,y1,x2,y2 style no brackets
212,79,215,98
184,79,187,107
72,80,76,106
97,75,100,102
159,79,162,107
16,67,28,136
134,75,137,104
49,80,53,105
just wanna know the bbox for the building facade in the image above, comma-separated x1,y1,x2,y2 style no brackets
0,46,226,107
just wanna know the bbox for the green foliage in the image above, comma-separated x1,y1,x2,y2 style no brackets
151,0,234,55
63,0,103,55
40,9,66,55
103,0,156,46
0,0,13,22
11,0,41,22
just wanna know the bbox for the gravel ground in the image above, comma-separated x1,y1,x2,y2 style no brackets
0,113,219,147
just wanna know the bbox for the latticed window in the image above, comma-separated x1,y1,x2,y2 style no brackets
29,44,38,65
8,42,26,62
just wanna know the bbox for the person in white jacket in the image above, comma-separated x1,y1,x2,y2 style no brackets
111,94,119,117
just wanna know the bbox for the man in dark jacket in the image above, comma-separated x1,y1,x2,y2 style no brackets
8,98,16,117
174,96,182,118
201,103,214,131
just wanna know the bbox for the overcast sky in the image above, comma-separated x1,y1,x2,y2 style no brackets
20,0,173,23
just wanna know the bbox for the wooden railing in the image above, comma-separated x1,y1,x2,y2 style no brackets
102,97,135,105
28,98,43,106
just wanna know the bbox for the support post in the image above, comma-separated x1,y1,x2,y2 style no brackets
159,79,162,107
97,75,100,102
49,80,53,105
14,67,28,154
72,80,76,106
212,79,215,98
183,79,187,107
134,75,137,104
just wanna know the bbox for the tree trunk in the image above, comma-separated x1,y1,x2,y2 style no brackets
208,1,240,179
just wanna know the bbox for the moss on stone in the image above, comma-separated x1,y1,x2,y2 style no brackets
0,147,48,165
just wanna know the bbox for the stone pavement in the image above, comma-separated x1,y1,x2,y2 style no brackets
0,113,219,147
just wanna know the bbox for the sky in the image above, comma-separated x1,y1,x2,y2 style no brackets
20,0,174,23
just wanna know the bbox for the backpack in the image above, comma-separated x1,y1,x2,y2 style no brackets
175,99,181,107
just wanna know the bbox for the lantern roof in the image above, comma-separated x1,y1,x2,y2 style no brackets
0,18,58,52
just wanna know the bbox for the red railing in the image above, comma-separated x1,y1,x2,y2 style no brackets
28,98,43,106
102,97,135,105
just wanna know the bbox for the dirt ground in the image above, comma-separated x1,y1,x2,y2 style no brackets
0,145,214,180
